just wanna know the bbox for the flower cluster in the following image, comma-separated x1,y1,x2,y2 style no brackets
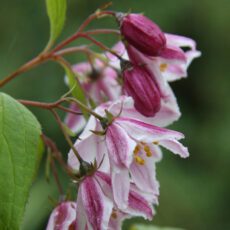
47,12,200,230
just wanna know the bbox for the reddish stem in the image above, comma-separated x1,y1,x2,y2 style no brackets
50,158,64,195
18,98,82,115
0,11,117,88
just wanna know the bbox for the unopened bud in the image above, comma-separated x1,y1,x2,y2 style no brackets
122,65,161,117
119,13,166,56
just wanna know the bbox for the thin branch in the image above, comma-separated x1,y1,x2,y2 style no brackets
64,97,105,121
56,105,82,115
50,109,83,164
79,33,122,59
50,158,64,195
85,29,120,36
42,134,74,177
0,54,49,88
18,98,64,109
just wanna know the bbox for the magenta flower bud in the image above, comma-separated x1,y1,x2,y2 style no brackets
120,13,166,56
122,64,161,117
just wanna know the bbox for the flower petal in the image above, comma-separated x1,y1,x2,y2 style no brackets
79,176,113,230
130,148,160,194
165,33,197,50
159,46,187,61
98,67,121,101
126,185,154,220
76,192,88,230
69,134,110,173
159,139,189,158
112,167,130,210
64,103,86,133
106,96,180,127
108,210,129,230
46,202,76,230
130,162,159,196
106,123,136,168
116,117,184,143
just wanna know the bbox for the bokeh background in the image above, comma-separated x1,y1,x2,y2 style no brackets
0,0,230,229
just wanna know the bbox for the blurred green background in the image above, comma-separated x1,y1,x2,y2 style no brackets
0,0,230,229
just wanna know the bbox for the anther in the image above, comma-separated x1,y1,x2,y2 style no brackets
144,145,152,157
153,141,159,145
159,63,167,72
133,145,140,155
134,156,145,165
111,211,118,219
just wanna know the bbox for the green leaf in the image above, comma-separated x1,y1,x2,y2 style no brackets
0,93,42,229
64,65,86,104
130,225,185,230
45,0,67,49
60,61,88,119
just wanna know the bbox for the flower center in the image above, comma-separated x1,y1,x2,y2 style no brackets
133,141,159,165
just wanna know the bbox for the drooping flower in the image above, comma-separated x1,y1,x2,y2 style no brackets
68,97,189,210
157,33,201,81
65,60,121,133
106,35,200,123
108,33,201,81
46,202,76,230
118,13,166,56
95,171,156,221
63,157,156,230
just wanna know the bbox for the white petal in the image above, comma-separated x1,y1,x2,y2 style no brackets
112,167,130,210
165,33,197,50
116,117,184,143
160,139,189,158
130,157,159,195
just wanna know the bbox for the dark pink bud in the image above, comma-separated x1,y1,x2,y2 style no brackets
122,65,161,117
120,14,166,56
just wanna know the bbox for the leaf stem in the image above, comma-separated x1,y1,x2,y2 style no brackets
64,97,105,121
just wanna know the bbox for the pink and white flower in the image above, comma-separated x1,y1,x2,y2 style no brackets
61,167,156,230
109,33,201,81
157,33,201,81
106,34,200,122
68,97,189,210
65,60,121,133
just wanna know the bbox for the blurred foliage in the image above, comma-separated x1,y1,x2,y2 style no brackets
0,0,230,229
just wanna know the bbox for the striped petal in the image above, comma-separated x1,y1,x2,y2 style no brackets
106,123,136,168
46,202,76,230
79,176,113,230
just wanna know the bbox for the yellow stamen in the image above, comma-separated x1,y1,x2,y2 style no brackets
160,63,167,72
133,145,140,155
134,156,145,165
153,141,159,145
111,211,117,219
144,145,152,157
